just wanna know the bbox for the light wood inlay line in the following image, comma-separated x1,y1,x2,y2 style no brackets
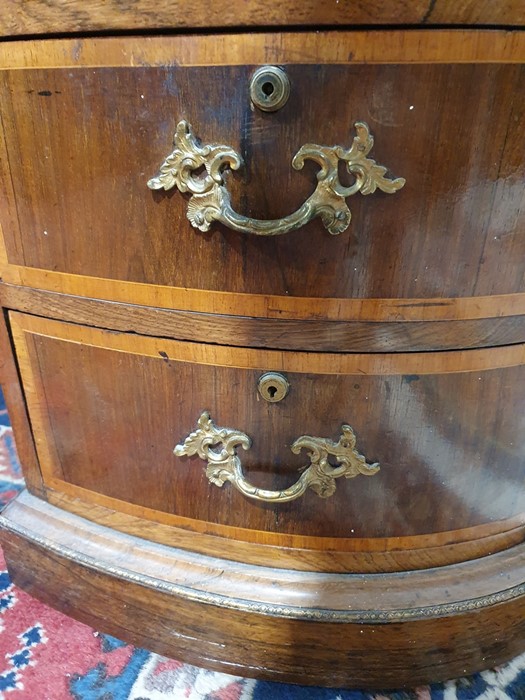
8,319,66,483
2,266,525,323
44,479,525,553
0,223,9,267
9,311,525,376
0,32,524,70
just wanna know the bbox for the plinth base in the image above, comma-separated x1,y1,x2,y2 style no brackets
1,490,524,689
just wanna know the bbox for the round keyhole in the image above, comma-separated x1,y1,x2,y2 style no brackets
249,66,290,112
257,372,289,403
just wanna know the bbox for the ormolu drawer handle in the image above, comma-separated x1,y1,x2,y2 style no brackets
148,120,405,237
174,411,379,503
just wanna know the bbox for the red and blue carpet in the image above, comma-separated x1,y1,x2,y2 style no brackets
0,395,523,699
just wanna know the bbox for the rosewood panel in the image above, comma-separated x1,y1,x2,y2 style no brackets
0,48,523,302
10,312,525,543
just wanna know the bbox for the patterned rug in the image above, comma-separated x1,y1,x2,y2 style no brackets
0,394,523,699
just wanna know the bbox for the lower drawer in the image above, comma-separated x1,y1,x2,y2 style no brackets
10,311,525,571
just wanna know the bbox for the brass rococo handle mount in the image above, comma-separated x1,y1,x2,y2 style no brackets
148,120,405,237
174,412,380,503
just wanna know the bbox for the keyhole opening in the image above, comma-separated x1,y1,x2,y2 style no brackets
257,372,289,402
262,81,275,96
250,66,290,112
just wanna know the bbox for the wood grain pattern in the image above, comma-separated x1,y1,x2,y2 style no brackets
1,33,524,69
2,34,525,315
3,267,525,323
10,312,525,543
11,311,525,375
1,492,524,688
1,45,523,305
0,124,20,264
0,5,524,38
5,492,525,619
3,282,525,352
0,24,524,686
46,489,525,574
42,478,525,560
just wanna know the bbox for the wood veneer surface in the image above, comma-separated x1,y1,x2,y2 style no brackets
43,489,525,573
0,23,523,687
0,33,523,310
3,282,525,352
10,312,525,543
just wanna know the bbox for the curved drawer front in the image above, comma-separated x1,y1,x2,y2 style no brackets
10,312,525,565
0,32,524,320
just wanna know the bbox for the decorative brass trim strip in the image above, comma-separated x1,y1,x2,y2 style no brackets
175,411,379,503
148,121,405,237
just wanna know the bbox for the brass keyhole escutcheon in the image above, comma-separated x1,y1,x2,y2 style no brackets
250,66,290,112
257,372,289,403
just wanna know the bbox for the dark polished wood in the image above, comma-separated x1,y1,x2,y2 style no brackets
1,492,524,689
10,312,525,543
0,24,524,688
1,0,523,37
3,283,525,353
0,37,523,304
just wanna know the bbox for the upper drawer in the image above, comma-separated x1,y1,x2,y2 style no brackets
0,32,524,314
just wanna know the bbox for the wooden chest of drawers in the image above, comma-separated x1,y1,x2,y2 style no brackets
0,2,524,688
